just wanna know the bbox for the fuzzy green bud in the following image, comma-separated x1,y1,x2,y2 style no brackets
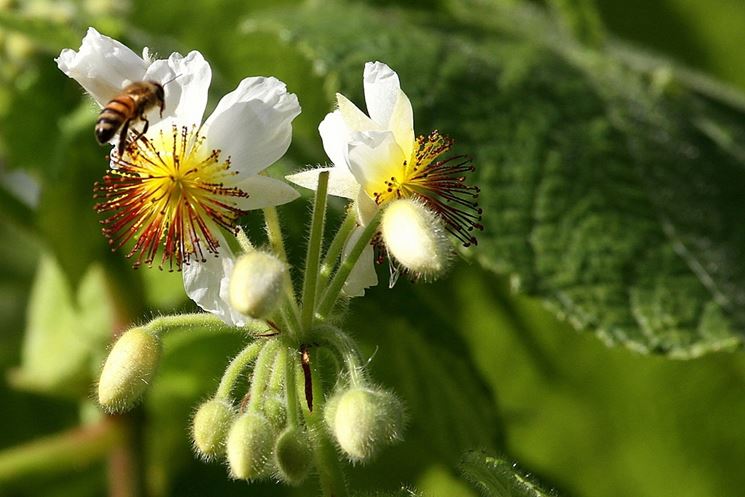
228,251,286,319
325,387,405,462
381,199,450,280
226,412,275,480
274,426,313,485
98,327,161,412
192,398,237,460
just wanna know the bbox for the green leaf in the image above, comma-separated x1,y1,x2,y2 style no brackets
10,254,113,397
460,451,557,497
251,1,745,357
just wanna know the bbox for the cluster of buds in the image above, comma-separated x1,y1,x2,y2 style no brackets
97,244,406,484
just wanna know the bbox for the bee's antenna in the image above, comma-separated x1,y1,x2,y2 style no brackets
162,74,183,87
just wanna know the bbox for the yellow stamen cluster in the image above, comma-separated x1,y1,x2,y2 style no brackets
372,131,482,247
94,125,249,270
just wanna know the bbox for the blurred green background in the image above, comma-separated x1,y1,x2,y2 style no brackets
1,0,745,496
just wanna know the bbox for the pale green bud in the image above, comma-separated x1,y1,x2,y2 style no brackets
274,426,312,485
326,387,405,463
381,199,450,279
98,327,161,412
226,412,275,480
192,398,237,460
228,251,286,319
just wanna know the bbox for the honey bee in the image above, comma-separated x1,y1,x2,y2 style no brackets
95,80,165,156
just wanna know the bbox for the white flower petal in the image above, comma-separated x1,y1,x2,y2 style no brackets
286,166,360,199
342,226,378,297
346,130,406,197
363,62,414,160
202,77,300,177
319,110,352,169
55,27,148,107
387,89,415,160
182,241,247,327
143,51,211,127
355,190,378,225
363,62,401,126
233,176,300,210
336,93,378,133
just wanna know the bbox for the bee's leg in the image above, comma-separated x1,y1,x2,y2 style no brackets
130,117,150,147
159,101,164,118
117,119,131,157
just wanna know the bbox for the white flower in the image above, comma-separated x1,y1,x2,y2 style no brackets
56,27,210,134
58,28,302,326
287,62,480,294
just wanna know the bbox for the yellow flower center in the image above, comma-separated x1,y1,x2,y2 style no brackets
95,125,249,270
372,131,482,247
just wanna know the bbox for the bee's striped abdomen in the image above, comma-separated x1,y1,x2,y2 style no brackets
95,96,136,144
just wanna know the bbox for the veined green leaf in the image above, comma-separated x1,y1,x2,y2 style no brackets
460,451,557,497
250,1,745,357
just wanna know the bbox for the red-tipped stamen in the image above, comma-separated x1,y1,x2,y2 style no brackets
373,131,483,247
94,125,249,270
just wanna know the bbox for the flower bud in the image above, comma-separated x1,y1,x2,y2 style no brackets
274,426,313,485
226,412,275,480
192,398,237,460
98,327,161,412
228,251,286,319
381,199,450,279
325,387,404,462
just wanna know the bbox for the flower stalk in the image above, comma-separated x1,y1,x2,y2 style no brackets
302,356,349,497
318,208,357,289
300,171,330,333
216,340,267,400
317,211,381,319
264,206,302,337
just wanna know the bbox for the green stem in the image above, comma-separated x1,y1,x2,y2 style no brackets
246,340,282,413
144,313,233,337
300,171,330,333
285,346,300,427
262,345,290,425
215,340,266,400
236,226,254,253
264,206,302,337
0,418,122,484
316,211,381,319
316,326,366,387
317,209,357,293
302,355,348,497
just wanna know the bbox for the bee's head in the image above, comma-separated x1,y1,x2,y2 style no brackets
154,83,165,104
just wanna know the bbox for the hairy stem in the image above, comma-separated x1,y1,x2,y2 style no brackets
316,211,381,319
318,209,357,294
300,171,330,334
285,346,300,427
316,325,366,387
264,206,302,337
302,354,348,497
216,340,267,400
145,313,235,337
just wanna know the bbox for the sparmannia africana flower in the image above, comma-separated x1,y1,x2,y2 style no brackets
57,29,301,270
288,62,481,290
